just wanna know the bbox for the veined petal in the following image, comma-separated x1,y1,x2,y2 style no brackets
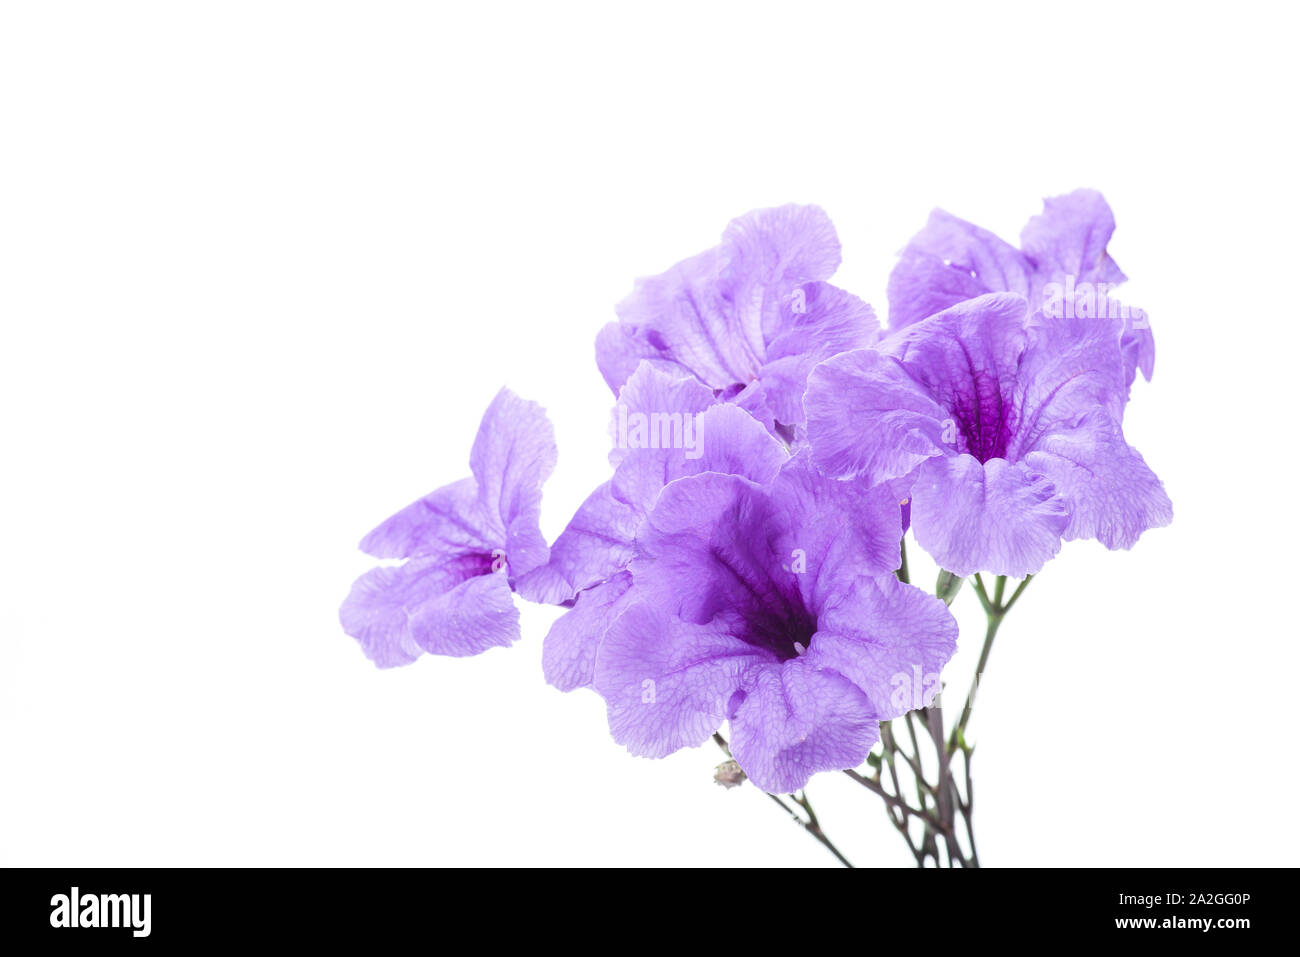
339,558,445,667
728,660,879,794
887,209,1032,329
1012,308,1128,457
408,569,521,658
515,480,640,605
910,454,1067,577
769,455,905,606
631,460,902,637
469,388,557,577
630,472,780,628
758,281,881,427
357,476,492,560
608,205,842,393
723,204,842,344
615,245,762,389
611,403,787,513
541,572,635,692
805,347,951,484
1022,409,1172,550
594,322,683,394
1020,188,1127,288
339,553,509,666
885,293,1028,463
594,603,762,758
803,575,958,717
524,397,787,610
608,362,716,469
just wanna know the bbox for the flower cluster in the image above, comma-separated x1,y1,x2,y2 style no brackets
341,194,1171,795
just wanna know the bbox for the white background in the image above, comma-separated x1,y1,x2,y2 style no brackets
3,2,1297,867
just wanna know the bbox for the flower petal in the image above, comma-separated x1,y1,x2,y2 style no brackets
805,347,952,485
770,455,905,605
612,403,787,513
1022,409,1172,550
339,554,508,666
885,293,1028,463
910,454,1067,577
609,205,842,391
514,480,640,605
630,472,781,628
1011,308,1128,456
887,209,1032,329
1019,189,1127,289
408,569,521,657
728,660,879,794
723,204,842,343
469,388,557,577
523,388,787,610
594,322,683,394
541,571,636,691
802,575,957,717
615,244,761,389
758,281,881,427
339,558,445,667
594,603,762,758
357,476,493,560
607,362,716,469
632,460,902,630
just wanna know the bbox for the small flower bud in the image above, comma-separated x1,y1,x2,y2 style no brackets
714,759,746,789
936,569,964,606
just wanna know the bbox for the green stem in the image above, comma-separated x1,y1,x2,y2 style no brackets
1001,574,1033,613
715,732,855,868
791,791,854,869
718,564,1035,869
909,573,1036,866
949,612,1002,753
948,575,1032,754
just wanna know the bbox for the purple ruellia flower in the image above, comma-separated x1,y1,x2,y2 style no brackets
592,455,958,793
887,189,1154,389
339,388,555,667
518,362,788,690
805,293,1172,578
595,205,880,438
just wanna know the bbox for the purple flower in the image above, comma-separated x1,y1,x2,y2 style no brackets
519,363,788,691
595,205,880,436
339,389,555,667
592,456,958,793
888,189,1154,388
805,293,1172,578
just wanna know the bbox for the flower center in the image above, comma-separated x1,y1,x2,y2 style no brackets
704,544,819,662
742,598,818,662
946,372,1017,463
445,550,503,580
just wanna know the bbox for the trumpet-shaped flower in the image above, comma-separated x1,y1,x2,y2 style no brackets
805,293,1171,577
595,205,879,435
887,189,1154,388
592,456,957,793
520,363,787,690
339,389,555,666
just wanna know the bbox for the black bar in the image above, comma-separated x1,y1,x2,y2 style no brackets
0,867,1286,945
